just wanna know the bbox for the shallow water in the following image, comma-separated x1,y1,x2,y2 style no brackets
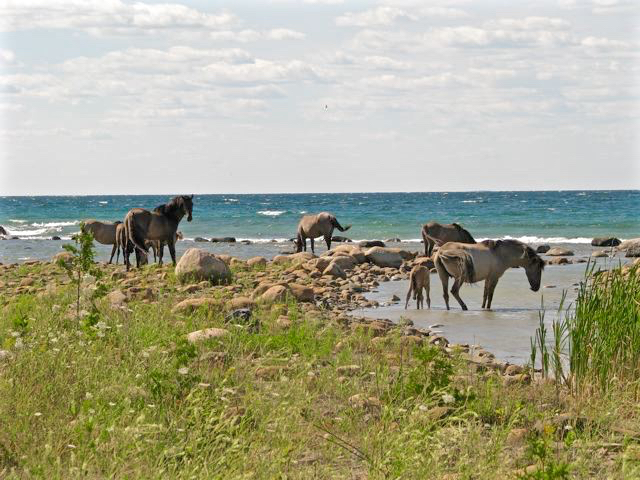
357,257,629,366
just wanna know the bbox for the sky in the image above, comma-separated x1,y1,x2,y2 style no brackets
0,0,638,195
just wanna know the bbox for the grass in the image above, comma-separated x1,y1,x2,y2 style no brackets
1,261,639,478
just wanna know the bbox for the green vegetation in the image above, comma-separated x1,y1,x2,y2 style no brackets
1,260,639,478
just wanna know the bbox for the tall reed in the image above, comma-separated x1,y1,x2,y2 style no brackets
531,261,640,395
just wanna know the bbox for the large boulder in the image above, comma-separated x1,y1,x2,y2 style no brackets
545,247,574,257
331,236,352,243
323,261,347,279
619,238,640,252
591,237,621,247
175,248,231,284
172,297,221,314
210,237,236,243
365,247,404,268
272,252,315,265
385,247,417,261
327,245,366,263
0,226,6,236
536,244,551,254
288,283,315,302
187,328,230,343
52,251,74,267
246,256,267,268
260,285,288,303
359,240,385,248
330,255,358,271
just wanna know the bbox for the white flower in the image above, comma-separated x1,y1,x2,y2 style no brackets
442,394,455,404
34,412,42,417
178,367,189,375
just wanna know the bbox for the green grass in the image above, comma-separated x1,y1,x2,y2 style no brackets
1,262,639,478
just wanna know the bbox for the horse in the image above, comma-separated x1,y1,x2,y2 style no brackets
433,239,544,310
82,220,121,264
123,195,193,270
295,212,351,254
405,264,431,310
421,221,476,256
115,222,148,266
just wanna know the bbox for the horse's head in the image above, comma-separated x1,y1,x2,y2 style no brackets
522,246,544,292
294,236,303,253
181,194,194,222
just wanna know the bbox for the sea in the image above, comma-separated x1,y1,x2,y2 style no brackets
0,190,638,263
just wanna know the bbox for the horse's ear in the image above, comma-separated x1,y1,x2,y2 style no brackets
190,194,194,199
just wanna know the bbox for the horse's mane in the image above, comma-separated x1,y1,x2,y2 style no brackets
483,239,544,268
453,223,476,243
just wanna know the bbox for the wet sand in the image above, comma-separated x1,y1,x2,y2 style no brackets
356,259,627,365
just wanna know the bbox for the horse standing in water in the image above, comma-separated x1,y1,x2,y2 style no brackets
421,221,476,256
295,212,351,254
434,239,544,310
123,195,193,270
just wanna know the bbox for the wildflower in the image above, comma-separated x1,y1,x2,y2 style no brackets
442,393,455,404
178,367,189,375
34,412,42,417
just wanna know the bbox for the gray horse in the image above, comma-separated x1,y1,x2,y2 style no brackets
421,221,476,256
82,220,121,264
123,195,193,270
295,212,351,254
434,239,544,310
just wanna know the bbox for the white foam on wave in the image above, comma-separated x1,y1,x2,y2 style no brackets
5,227,49,236
258,210,286,217
9,219,27,223
99,201,108,204
476,236,595,244
30,221,78,227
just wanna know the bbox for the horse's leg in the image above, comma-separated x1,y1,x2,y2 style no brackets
436,260,450,310
310,237,315,254
451,278,468,311
405,282,413,309
481,280,489,309
417,290,423,309
425,285,431,309
168,240,177,266
108,244,116,264
124,242,130,271
325,234,332,251
302,237,307,252
486,278,499,310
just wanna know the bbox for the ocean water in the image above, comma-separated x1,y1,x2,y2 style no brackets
0,190,638,263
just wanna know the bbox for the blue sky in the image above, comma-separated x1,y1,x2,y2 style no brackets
1,0,638,195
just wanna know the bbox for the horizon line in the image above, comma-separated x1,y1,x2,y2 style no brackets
2,188,639,197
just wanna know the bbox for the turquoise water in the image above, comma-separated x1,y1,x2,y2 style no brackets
1,190,638,242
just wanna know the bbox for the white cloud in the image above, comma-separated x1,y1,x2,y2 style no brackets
267,28,306,40
0,49,15,64
336,6,414,27
0,0,236,34
581,36,631,49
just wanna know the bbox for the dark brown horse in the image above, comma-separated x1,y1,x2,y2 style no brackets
421,221,476,256
123,195,193,270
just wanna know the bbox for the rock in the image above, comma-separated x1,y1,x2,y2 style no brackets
0,226,6,236
591,237,620,247
365,247,404,268
228,296,254,310
52,251,74,266
288,283,315,302
216,254,232,265
175,248,231,284
349,394,381,410
273,252,315,265
19,277,34,287
545,247,574,257
107,290,128,307
328,245,367,263
359,240,385,248
275,315,292,329
194,237,209,242
506,428,528,447
225,308,253,325
503,373,531,386
186,327,230,343
385,238,402,243
390,294,400,302
337,365,361,376
626,247,640,258
619,238,640,252
260,285,288,303
172,297,221,314
331,236,352,243
323,262,347,279
230,258,245,267
246,256,267,268
536,244,551,253
330,255,357,271
505,364,524,375
51,236,61,240
546,257,569,265
313,257,332,272
210,237,236,243
591,250,609,258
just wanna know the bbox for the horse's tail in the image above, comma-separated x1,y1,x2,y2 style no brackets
437,250,475,284
331,217,351,232
125,214,148,255
410,270,419,299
